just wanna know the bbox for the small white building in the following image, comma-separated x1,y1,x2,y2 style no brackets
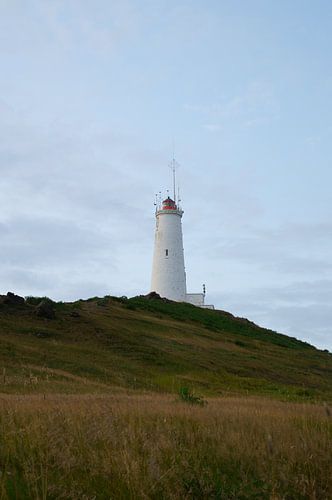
150,173,214,309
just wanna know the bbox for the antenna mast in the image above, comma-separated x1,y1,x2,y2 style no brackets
169,141,180,206
172,139,175,203
172,158,176,203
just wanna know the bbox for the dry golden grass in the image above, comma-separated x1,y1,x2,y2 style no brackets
0,393,331,499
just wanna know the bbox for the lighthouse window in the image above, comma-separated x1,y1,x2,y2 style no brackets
165,249,168,256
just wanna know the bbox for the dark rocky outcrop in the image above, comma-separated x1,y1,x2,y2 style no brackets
0,292,25,306
143,292,172,303
144,291,162,300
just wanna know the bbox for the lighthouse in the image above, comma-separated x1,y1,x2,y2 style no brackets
151,193,187,301
151,163,214,308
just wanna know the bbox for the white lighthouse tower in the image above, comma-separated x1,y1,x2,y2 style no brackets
151,165,186,301
151,163,214,308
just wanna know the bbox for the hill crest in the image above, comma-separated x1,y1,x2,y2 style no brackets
0,291,331,401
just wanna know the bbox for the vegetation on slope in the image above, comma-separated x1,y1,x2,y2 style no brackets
0,293,331,401
0,293,331,499
0,393,331,499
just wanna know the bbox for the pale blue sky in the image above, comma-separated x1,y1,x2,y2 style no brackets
0,1,331,350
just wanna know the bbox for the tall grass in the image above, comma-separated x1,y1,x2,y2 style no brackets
0,393,330,499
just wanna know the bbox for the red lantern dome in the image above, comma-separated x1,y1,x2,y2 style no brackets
162,197,177,210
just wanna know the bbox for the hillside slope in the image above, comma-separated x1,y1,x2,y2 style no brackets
0,293,331,400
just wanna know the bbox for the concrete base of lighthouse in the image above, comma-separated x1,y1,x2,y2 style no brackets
186,293,214,309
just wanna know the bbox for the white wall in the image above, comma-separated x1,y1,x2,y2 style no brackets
186,293,205,306
151,209,187,301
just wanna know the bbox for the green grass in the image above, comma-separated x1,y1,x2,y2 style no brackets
0,295,331,498
0,294,331,401
0,394,331,499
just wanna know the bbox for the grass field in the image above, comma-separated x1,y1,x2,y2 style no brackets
0,295,331,401
0,294,331,498
0,393,331,499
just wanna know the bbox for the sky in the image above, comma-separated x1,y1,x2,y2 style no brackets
0,0,331,350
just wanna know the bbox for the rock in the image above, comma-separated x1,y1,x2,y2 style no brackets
35,300,56,320
143,292,172,303
0,292,25,306
144,291,162,300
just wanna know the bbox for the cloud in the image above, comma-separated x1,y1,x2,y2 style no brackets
186,80,279,130
203,124,222,132
0,0,141,57
192,219,332,351
0,103,158,299
208,222,332,275
305,135,321,146
212,280,332,351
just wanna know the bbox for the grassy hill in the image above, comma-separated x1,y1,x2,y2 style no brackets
0,292,331,499
0,292,331,401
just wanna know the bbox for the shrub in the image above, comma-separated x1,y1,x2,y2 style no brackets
25,296,55,306
125,303,137,311
179,387,207,406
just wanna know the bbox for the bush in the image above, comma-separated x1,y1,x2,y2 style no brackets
111,296,128,304
125,303,137,311
25,296,55,306
179,387,207,406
